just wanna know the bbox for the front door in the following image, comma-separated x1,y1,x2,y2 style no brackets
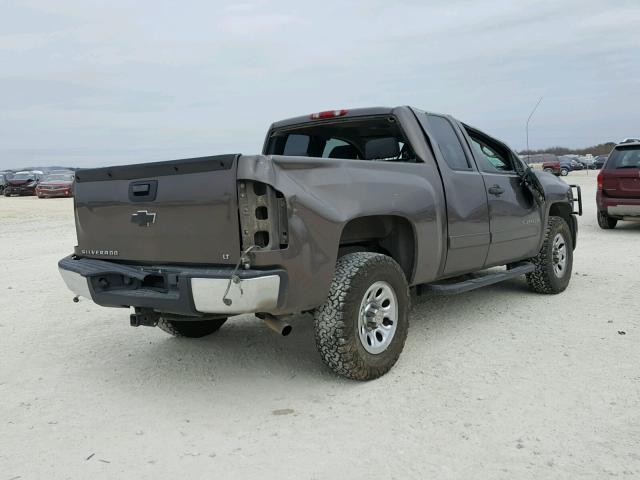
463,128,542,266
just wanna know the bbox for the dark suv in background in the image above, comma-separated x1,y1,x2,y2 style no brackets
597,142,640,229
594,155,608,169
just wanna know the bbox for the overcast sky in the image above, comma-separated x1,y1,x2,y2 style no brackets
1,0,639,169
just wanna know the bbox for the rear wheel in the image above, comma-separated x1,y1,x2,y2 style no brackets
560,168,569,176
157,316,227,338
526,216,573,294
543,168,554,173
314,252,410,380
597,211,617,229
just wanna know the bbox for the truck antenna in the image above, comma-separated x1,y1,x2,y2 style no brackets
525,96,543,164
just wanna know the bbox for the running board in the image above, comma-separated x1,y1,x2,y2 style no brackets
419,262,535,296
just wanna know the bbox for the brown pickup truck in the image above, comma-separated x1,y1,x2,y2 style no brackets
59,106,582,380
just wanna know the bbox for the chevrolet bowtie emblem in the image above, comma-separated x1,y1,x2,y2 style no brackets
131,210,156,227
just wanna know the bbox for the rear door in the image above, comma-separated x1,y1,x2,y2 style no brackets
419,114,490,275
461,126,542,267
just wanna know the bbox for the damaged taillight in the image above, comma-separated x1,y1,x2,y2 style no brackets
238,181,289,250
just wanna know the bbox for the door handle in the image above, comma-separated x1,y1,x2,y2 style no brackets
128,180,158,202
131,184,150,195
488,185,504,196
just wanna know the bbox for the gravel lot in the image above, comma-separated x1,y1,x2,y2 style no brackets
1,170,639,479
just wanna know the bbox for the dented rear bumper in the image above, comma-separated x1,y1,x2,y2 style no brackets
58,255,285,316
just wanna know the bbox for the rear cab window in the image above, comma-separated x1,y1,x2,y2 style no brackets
266,115,417,163
282,134,310,156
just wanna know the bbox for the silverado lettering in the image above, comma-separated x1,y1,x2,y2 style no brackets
80,249,119,256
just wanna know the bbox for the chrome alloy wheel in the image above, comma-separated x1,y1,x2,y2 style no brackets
358,281,398,354
552,233,567,278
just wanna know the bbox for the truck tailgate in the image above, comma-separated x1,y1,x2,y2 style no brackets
73,154,241,265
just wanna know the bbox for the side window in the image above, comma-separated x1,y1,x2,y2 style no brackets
468,134,513,173
425,115,470,170
282,134,310,156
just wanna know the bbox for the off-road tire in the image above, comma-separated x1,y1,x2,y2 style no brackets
157,317,227,338
597,211,617,229
313,252,410,380
526,216,573,294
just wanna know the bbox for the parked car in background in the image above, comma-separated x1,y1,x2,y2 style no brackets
0,172,8,195
577,156,596,169
560,156,584,171
3,171,42,196
594,155,608,169
36,172,75,198
596,142,640,229
523,153,558,165
542,159,572,176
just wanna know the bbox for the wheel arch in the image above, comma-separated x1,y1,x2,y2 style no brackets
337,215,417,282
548,202,577,249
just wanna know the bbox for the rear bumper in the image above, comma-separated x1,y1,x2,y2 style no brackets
58,255,286,316
597,193,640,217
608,204,640,217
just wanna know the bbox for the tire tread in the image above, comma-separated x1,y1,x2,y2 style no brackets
526,216,572,294
313,252,409,380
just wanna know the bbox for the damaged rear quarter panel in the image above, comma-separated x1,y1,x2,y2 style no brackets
237,154,446,313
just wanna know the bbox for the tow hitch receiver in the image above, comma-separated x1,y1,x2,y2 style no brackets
130,308,160,327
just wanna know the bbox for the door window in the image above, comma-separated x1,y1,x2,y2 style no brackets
467,133,514,173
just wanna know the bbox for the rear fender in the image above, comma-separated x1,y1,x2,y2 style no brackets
237,155,444,313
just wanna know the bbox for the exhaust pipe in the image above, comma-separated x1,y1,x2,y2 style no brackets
260,314,292,336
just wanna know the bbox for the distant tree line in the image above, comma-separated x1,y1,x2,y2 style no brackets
518,142,616,157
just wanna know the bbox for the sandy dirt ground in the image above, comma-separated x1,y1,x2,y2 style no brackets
1,170,639,479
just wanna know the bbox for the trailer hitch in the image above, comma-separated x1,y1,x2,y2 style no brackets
130,308,160,327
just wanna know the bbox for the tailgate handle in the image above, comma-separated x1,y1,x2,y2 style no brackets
129,180,158,202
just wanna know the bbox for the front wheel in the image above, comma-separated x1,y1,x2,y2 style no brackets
157,316,227,338
597,211,617,229
526,216,573,294
313,252,410,380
